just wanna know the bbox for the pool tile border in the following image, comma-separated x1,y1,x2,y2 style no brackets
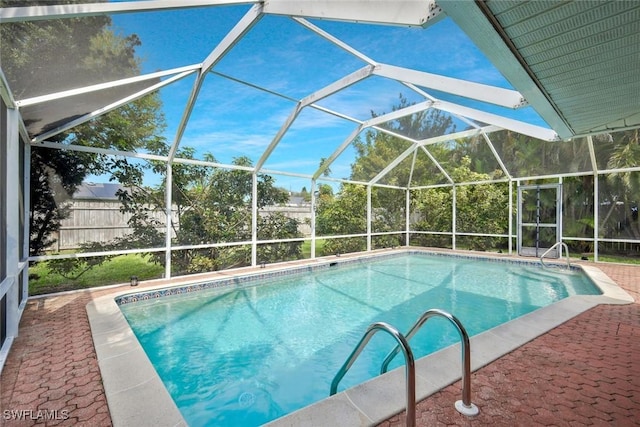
114,249,587,306
87,248,633,427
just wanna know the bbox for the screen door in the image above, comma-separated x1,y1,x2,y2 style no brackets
517,184,562,257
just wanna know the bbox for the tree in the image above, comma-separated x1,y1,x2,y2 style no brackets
596,129,640,247
316,95,457,254
1,0,166,257
300,186,311,202
116,151,303,274
316,183,367,254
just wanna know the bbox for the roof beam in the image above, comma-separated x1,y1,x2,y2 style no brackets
255,102,303,172
0,68,17,109
300,65,374,107
32,70,193,143
481,132,511,180
256,66,374,171
0,0,258,22
264,0,444,27
373,63,527,109
416,125,502,147
313,125,363,180
420,145,453,184
363,100,434,128
433,100,559,142
293,18,377,65
211,70,365,126
168,4,263,161
16,64,200,107
370,143,417,184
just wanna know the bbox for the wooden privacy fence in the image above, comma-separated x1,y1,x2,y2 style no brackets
50,200,312,251
50,200,171,252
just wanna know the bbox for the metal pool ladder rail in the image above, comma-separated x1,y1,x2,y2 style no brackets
540,241,571,270
330,322,417,427
380,308,479,417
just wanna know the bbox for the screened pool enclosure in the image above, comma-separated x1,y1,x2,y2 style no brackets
1,1,640,369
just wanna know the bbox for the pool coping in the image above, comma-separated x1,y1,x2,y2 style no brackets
85,248,634,427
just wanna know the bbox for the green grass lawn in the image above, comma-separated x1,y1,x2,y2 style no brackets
302,239,326,258
29,253,164,296
575,254,640,265
30,242,330,296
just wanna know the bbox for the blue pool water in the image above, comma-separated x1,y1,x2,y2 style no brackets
119,253,600,426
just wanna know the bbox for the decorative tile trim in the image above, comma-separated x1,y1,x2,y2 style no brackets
115,249,588,306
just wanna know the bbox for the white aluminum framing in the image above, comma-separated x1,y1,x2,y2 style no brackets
434,101,560,142
0,70,29,143
588,136,599,261
0,106,23,373
264,0,443,27
28,125,638,267
16,65,201,108
292,17,377,66
251,172,258,266
373,63,527,109
188,65,546,190
21,145,31,304
367,185,372,251
0,0,258,22
0,5,636,272
419,145,453,183
255,65,374,172
168,4,263,162
310,179,317,259
452,185,457,249
0,68,16,109
33,70,195,144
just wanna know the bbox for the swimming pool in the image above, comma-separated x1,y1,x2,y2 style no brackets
116,251,599,426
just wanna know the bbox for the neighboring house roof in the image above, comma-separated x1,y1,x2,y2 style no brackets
73,183,124,200
73,183,310,207
288,196,309,206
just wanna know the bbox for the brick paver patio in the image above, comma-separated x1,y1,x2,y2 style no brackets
1,261,638,426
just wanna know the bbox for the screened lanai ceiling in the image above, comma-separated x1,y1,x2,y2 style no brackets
1,0,640,187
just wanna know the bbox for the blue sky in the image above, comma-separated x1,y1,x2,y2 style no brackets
109,5,548,192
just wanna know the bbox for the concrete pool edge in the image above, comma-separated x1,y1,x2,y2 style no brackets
86,295,187,427
85,250,634,427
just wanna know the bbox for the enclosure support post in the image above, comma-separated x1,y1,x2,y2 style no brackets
558,177,563,244
594,173,599,262
508,180,512,254
310,179,316,259
164,163,172,280
4,107,20,342
406,188,411,246
452,185,456,250
22,144,31,303
516,180,521,255
587,135,599,262
367,185,372,251
251,172,258,267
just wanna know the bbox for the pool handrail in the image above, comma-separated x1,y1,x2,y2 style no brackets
540,241,571,270
330,321,417,427
380,308,479,417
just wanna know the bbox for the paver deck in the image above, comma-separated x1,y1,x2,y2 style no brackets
1,260,638,426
